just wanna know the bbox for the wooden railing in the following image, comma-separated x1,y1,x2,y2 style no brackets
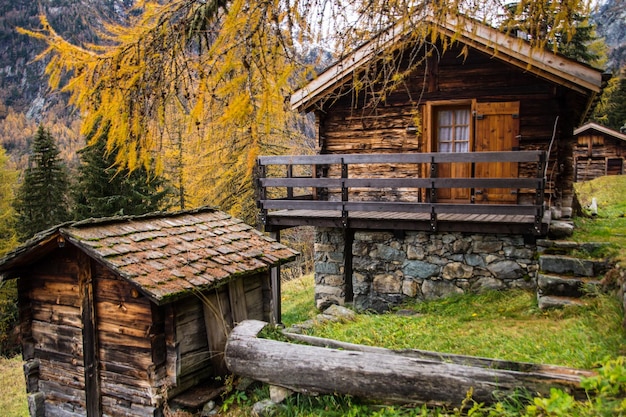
257,151,547,233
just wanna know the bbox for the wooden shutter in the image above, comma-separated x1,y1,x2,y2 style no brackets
474,102,520,204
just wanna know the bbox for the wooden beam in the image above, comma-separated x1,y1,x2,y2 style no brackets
225,321,594,406
78,252,102,417
269,232,282,326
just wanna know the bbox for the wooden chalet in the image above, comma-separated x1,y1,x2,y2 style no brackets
0,208,297,417
257,15,607,235
256,15,608,311
573,122,626,181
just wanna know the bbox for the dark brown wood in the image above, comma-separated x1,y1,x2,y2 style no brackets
257,150,547,234
78,252,102,417
203,289,233,376
270,231,282,325
225,320,593,407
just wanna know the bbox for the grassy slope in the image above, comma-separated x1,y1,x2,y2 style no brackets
0,356,28,417
1,177,625,416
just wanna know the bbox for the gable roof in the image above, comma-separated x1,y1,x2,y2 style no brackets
574,122,626,142
0,207,298,305
291,14,605,112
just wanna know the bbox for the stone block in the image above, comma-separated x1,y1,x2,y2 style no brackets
402,260,439,279
315,262,340,274
376,243,406,262
373,274,402,294
472,240,503,253
464,253,485,267
422,280,464,300
402,280,419,297
442,262,473,280
487,260,523,279
407,244,426,260
323,274,345,287
539,255,595,277
475,277,505,291
452,239,471,254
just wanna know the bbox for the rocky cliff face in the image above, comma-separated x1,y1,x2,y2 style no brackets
0,0,135,118
593,0,626,71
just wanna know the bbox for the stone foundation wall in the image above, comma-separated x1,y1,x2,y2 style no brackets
315,228,539,312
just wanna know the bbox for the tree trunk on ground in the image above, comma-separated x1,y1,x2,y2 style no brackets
225,320,594,406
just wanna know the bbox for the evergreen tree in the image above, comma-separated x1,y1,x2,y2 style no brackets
73,121,171,220
591,69,626,131
502,1,606,67
13,125,71,240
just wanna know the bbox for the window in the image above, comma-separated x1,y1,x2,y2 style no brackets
437,108,470,153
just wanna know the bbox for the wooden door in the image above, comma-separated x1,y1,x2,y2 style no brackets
474,102,520,204
435,106,471,202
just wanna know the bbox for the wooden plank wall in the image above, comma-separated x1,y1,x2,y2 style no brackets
94,264,160,417
317,42,587,207
168,273,271,398
23,248,87,417
574,134,625,181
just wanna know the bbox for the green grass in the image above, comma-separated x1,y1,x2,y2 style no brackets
573,176,626,261
288,286,625,369
0,356,28,417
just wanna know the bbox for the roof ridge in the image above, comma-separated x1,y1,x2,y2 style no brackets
68,206,220,229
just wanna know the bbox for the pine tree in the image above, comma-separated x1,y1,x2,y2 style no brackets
13,125,71,240
73,121,172,220
502,1,606,66
591,68,626,130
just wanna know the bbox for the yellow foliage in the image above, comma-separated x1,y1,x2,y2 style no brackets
18,0,593,222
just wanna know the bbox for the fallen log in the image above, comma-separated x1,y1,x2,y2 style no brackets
225,320,595,407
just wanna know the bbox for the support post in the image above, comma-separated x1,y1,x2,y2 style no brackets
270,231,282,326
343,229,354,303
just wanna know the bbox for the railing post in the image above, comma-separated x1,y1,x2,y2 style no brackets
269,231,282,326
257,161,267,225
286,164,293,199
430,156,438,232
534,151,547,235
341,158,348,228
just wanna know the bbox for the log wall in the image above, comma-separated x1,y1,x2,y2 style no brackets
574,134,625,181
93,264,161,417
316,42,589,212
20,247,88,417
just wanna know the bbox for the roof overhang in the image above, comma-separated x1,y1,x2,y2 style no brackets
574,122,626,142
290,13,605,112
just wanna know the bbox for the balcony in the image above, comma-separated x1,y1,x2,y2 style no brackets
257,151,550,236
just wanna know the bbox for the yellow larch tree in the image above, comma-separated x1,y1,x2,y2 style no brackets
17,0,596,223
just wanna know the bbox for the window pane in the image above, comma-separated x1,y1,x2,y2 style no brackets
437,107,470,154
438,110,452,126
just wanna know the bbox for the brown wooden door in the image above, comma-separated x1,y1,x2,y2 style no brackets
473,102,520,204
435,106,471,202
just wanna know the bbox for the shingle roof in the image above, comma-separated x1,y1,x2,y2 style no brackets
0,207,298,305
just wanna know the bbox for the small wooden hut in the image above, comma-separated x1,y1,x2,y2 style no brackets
573,122,626,181
0,207,297,417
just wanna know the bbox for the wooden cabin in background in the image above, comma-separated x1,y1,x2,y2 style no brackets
0,208,297,417
257,15,607,312
573,122,626,182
